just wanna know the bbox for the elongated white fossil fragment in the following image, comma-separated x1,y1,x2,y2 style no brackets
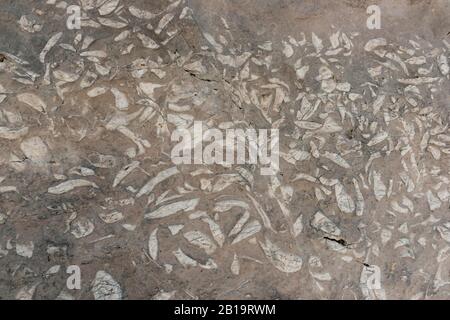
48,179,98,194
145,198,199,219
98,0,119,16
148,228,158,260
282,41,294,58
292,214,303,237
155,13,174,35
201,217,225,247
17,93,47,113
173,248,198,267
229,211,250,237
335,182,355,214
152,290,176,300
397,77,439,85
98,17,127,28
438,54,449,76
311,211,341,236
113,161,140,188
368,132,388,146
137,167,179,197
214,200,250,212
0,186,18,194
0,127,28,140
231,254,240,275
311,32,323,52
39,32,63,63
364,38,386,51
20,136,50,164
372,171,386,201
247,193,275,232
53,70,79,83
184,231,217,254
297,97,318,121
137,33,160,49
99,211,123,224
232,220,261,245
427,190,441,211
295,121,322,130
353,179,365,216
129,6,158,19
259,238,302,273
87,87,108,97
292,173,317,183
323,151,350,169
436,223,450,242
203,33,223,53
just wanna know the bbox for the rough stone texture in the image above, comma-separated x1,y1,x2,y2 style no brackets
1,0,450,300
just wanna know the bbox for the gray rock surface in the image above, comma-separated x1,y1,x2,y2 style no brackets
1,0,450,299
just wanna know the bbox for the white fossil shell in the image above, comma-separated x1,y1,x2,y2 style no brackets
173,248,198,267
168,224,184,235
48,179,99,194
129,6,158,19
137,167,179,197
231,254,240,275
184,230,217,254
323,151,350,169
145,198,199,219
148,228,158,260
335,182,355,214
98,0,120,16
311,32,323,52
292,214,303,237
438,54,449,75
71,217,95,238
259,238,302,273
0,127,28,140
152,290,176,300
367,132,388,146
364,38,386,52
231,220,261,245
137,33,160,49
98,17,127,28
110,88,129,110
16,241,34,258
311,211,341,236
112,161,140,188
99,211,123,224
39,32,62,63
372,171,386,201
17,93,47,113
155,13,174,35
20,136,50,164
92,271,122,300
427,190,442,211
